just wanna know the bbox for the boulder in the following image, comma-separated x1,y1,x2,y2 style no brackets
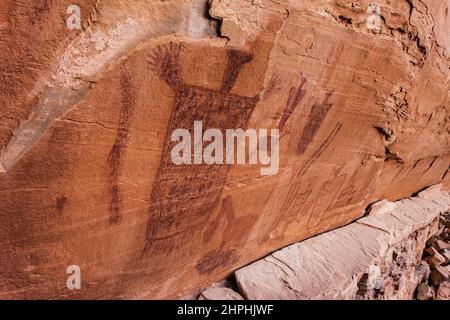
424,251,446,268
0,0,449,299
432,240,450,252
431,266,449,287
199,287,244,301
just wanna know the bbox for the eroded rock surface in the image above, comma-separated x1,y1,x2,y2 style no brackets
234,185,450,300
0,0,449,299
199,287,244,301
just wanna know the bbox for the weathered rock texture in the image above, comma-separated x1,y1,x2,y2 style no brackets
0,0,449,299
230,185,450,300
199,287,244,301
415,210,450,300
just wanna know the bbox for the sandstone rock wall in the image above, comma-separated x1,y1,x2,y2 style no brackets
201,185,450,300
0,0,449,299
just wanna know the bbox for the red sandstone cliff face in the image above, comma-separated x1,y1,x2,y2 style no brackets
0,0,449,299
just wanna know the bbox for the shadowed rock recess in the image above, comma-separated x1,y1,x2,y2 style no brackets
0,0,449,299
